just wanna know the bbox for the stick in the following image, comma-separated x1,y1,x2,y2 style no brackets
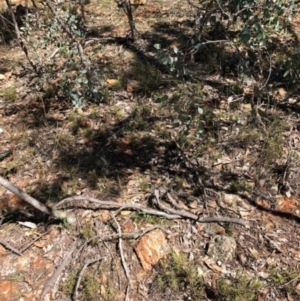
0,175,60,218
154,189,247,226
39,241,76,301
54,196,182,219
54,195,247,226
0,238,22,256
72,257,104,300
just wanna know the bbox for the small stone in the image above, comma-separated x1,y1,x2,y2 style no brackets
135,229,171,270
206,235,237,263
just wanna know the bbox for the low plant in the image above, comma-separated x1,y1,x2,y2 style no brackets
216,274,262,301
62,269,78,296
155,251,205,300
1,86,17,102
154,44,187,80
270,268,298,294
131,212,167,225
16,1,106,108
82,274,100,301
80,221,97,244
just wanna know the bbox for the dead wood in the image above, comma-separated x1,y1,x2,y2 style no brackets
0,175,60,218
39,241,77,301
55,194,247,226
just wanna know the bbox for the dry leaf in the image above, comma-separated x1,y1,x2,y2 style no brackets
4,71,12,78
248,248,259,259
120,210,131,216
105,79,119,87
126,80,139,93
18,221,37,229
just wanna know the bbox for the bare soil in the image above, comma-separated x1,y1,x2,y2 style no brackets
1,0,300,300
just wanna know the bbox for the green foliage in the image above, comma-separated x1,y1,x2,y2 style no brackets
155,91,205,137
19,4,105,108
191,0,297,79
154,44,187,79
1,86,17,102
156,252,205,300
261,117,285,165
216,274,262,301
82,274,100,301
270,268,297,288
153,0,297,140
80,221,97,245
62,269,78,296
131,212,167,225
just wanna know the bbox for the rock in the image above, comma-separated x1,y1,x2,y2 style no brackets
206,235,237,264
135,228,171,270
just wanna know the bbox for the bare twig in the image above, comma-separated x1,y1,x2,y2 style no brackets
279,273,300,288
0,175,60,219
75,226,171,260
262,52,272,88
54,196,182,219
112,214,131,301
55,195,247,226
154,189,247,226
19,230,51,253
164,191,185,210
5,0,40,74
0,238,22,256
112,215,131,281
39,241,76,301
72,257,104,300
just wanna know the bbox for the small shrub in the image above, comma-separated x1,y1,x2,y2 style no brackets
156,252,205,300
216,274,262,301
18,3,106,108
2,86,17,102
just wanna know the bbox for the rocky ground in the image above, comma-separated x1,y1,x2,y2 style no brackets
1,0,300,300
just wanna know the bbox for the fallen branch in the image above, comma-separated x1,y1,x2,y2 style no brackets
39,241,76,301
0,175,60,219
19,230,50,253
54,196,182,219
112,214,132,301
0,238,22,256
54,195,247,226
75,226,171,260
154,189,247,227
72,257,104,300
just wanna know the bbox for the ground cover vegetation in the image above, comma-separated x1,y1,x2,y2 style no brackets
0,0,300,300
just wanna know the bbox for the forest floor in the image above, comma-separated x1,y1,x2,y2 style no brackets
1,0,300,300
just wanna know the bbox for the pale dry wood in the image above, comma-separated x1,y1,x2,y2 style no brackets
39,241,76,301
155,189,247,227
112,214,132,301
54,196,182,219
0,238,22,256
0,175,60,218
72,257,104,300
54,194,247,226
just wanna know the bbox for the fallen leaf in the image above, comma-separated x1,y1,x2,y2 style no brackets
4,71,12,78
105,79,119,87
18,221,37,229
